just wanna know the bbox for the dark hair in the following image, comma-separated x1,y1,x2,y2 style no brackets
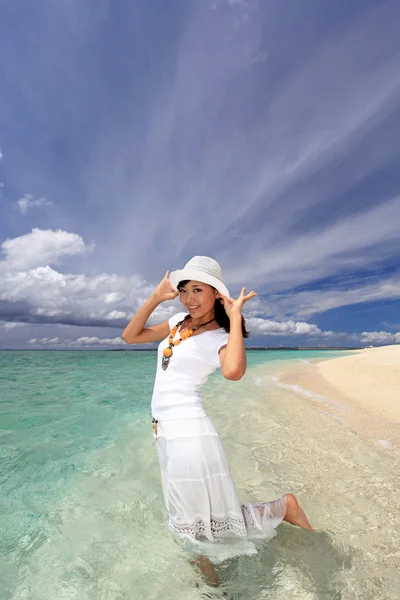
178,280,250,338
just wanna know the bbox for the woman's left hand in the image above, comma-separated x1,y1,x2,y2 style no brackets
217,287,257,318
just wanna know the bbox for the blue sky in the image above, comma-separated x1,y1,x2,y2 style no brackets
1,0,399,349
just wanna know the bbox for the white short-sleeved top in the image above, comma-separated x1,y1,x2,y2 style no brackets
151,312,229,420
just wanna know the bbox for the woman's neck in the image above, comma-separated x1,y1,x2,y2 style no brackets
185,309,215,328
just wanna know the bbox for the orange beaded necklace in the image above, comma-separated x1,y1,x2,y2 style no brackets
161,315,215,370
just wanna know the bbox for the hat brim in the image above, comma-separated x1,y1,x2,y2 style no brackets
169,268,230,298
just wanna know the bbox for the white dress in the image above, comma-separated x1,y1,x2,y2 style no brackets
151,313,287,562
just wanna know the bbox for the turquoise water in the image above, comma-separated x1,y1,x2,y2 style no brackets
1,350,398,599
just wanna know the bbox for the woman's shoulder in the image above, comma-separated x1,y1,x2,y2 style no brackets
168,312,188,328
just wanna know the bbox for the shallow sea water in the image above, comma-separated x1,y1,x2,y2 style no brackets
0,350,399,599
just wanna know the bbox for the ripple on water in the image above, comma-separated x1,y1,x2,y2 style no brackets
1,351,399,599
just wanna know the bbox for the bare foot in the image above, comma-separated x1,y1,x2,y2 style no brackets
191,556,221,587
283,493,314,530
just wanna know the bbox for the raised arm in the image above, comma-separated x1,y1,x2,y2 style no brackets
217,287,257,380
121,271,179,345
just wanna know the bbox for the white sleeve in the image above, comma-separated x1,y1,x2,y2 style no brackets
209,331,229,369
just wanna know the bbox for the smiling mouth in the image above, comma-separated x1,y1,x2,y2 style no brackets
189,306,200,309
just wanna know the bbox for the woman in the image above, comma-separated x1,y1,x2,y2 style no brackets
122,256,312,585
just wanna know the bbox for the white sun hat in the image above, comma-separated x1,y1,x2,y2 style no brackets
169,256,230,298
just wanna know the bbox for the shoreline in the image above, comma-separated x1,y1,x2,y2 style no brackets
0,347,361,351
272,345,400,443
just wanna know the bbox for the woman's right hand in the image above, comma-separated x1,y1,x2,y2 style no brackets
153,271,180,303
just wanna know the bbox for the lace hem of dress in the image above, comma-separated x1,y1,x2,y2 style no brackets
168,501,285,543
169,514,247,542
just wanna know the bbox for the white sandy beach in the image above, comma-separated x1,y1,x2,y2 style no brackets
318,345,400,422
276,345,400,443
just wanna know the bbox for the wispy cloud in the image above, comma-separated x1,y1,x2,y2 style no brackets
270,275,400,318
382,321,400,330
0,1,399,347
15,194,53,215
3,321,25,330
85,0,400,290
225,195,400,292
0,146,4,196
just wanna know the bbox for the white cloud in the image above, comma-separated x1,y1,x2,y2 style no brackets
247,317,322,336
0,229,331,340
0,229,177,328
0,227,398,350
29,336,125,347
28,336,60,345
104,292,123,304
7,269,174,327
0,229,395,342
0,147,3,161
3,321,26,330
26,322,336,348
74,336,125,346
1,1,399,348
107,310,127,319
0,228,93,271
360,331,400,345
15,194,53,215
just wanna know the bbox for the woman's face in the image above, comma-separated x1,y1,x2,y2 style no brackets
178,280,218,318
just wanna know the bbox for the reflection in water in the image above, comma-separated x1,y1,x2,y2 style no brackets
214,529,352,599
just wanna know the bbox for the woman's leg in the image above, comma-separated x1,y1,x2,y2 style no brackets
191,555,221,587
282,493,314,530
255,494,313,530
